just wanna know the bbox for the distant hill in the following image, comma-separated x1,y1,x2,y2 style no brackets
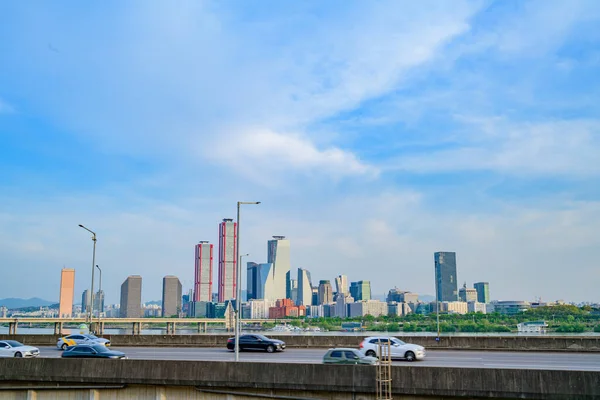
144,300,161,306
0,297,56,309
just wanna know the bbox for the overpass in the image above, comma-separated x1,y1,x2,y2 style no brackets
0,358,598,399
0,317,292,335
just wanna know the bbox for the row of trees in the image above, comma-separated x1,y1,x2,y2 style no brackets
276,305,600,333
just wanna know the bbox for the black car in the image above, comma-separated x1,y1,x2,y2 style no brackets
226,334,286,353
61,344,127,359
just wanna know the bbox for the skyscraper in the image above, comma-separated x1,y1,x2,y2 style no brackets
350,281,371,301
260,236,290,301
297,268,313,306
162,276,182,317
58,268,75,318
94,290,104,315
194,241,213,302
247,262,260,300
81,290,91,314
218,219,237,302
474,282,490,303
285,270,298,304
120,275,142,318
318,280,333,305
434,251,458,302
335,275,348,296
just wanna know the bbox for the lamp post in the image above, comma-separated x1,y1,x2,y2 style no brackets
78,224,96,328
434,261,440,339
96,265,102,334
235,201,260,362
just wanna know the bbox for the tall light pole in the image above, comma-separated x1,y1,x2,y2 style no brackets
235,201,260,362
96,265,102,334
79,224,96,328
435,264,440,339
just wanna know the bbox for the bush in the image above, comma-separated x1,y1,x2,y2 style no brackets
594,325,600,333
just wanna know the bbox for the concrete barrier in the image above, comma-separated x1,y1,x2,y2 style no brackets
2,334,600,352
0,358,598,399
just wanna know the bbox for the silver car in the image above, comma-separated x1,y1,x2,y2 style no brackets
0,340,40,358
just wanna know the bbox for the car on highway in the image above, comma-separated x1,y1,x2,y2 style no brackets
322,348,378,365
61,344,126,359
226,334,286,353
0,340,40,358
359,336,425,361
56,334,111,350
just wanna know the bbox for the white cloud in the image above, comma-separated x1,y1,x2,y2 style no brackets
387,119,600,176
207,128,377,181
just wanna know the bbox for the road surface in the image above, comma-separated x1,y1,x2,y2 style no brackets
35,346,600,370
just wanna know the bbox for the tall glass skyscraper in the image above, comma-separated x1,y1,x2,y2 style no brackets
265,236,290,300
474,282,490,303
218,219,237,302
434,252,458,302
194,241,213,302
246,262,260,301
297,268,313,306
349,281,371,301
335,275,348,295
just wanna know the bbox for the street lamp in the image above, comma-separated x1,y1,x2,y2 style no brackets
235,201,260,362
96,265,102,334
79,224,97,328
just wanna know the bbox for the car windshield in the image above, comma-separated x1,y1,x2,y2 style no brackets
85,334,99,339
254,334,269,340
393,339,406,345
92,345,109,352
5,340,23,347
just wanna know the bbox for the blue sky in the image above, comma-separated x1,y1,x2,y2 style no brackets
1,1,599,304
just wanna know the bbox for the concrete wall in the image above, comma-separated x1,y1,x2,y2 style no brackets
0,358,599,399
3,334,600,352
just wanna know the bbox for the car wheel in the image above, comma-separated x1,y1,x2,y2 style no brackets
366,350,377,357
266,345,275,353
405,351,415,362
14,352,22,358
61,343,67,351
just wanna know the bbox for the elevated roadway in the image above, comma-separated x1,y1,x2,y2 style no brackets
34,346,600,370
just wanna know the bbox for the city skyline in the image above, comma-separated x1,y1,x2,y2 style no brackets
2,2,599,304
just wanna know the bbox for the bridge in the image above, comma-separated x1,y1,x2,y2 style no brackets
0,358,598,399
0,317,292,335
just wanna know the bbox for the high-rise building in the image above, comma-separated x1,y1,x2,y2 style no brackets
458,283,478,302
120,275,142,318
311,287,319,306
194,241,213,302
297,268,313,306
81,290,92,314
285,270,298,304
218,219,237,302
318,280,333,305
162,276,182,317
474,282,490,303
350,281,371,301
58,268,75,318
256,236,290,301
434,251,458,302
246,262,260,300
94,290,105,315
335,275,348,296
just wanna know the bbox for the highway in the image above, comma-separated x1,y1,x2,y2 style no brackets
35,347,600,370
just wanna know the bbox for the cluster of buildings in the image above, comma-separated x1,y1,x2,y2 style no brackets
49,216,576,321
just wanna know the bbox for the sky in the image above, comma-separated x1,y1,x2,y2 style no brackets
1,1,599,305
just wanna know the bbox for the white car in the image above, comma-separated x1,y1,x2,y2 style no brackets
56,334,110,350
0,340,40,358
359,336,425,361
